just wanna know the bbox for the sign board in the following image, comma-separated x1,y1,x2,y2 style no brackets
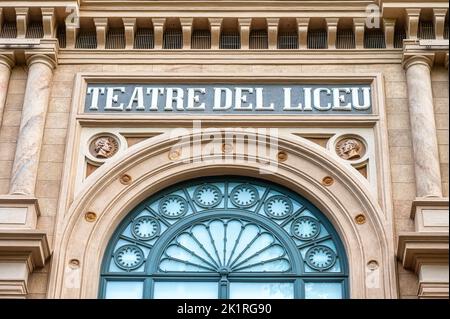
84,83,372,114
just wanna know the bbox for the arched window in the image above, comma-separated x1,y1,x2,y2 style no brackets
100,177,348,299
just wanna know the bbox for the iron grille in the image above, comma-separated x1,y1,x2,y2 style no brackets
278,32,298,49
364,28,386,48
249,30,268,49
134,28,154,49
394,25,406,48
57,26,66,48
163,29,182,49
75,30,97,49
418,21,435,39
26,21,44,38
191,30,211,49
445,18,449,39
0,22,17,38
220,32,240,49
336,29,355,49
106,28,125,49
307,30,327,49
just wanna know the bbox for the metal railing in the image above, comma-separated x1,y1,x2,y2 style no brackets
307,29,327,49
394,26,406,48
278,32,298,49
220,32,240,49
191,30,211,49
249,30,268,49
418,21,435,39
75,30,97,49
26,21,44,38
364,28,386,48
106,28,125,49
336,29,355,49
163,29,182,49
0,22,17,38
57,26,66,48
134,28,154,49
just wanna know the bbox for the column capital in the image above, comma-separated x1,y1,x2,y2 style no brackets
25,54,57,70
0,54,15,69
180,17,193,27
296,17,310,27
383,18,396,27
266,18,280,27
402,53,435,70
93,17,108,27
405,8,421,17
208,18,223,27
353,17,366,27
238,18,252,28
122,17,137,27
151,18,166,28
326,17,339,26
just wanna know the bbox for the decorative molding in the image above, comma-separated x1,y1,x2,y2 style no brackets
397,232,449,274
418,282,449,299
0,195,42,230
0,230,51,270
410,198,450,220
0,53,15,69
402,52,435,70
0,230,51,298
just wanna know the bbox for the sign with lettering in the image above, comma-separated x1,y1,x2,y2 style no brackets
84,84,372,114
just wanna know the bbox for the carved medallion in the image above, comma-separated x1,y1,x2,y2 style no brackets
335,138,365,160
89,135,119,159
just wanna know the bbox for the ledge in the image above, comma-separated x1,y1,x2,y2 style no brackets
57,48,403,65
397,232,449,273
410,197,449,220
0,230,51,270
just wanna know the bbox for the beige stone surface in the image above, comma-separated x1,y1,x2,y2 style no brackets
0,7,446,296
9,57,55,196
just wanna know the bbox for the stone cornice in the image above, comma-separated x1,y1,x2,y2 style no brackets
0,38,58,68
0,195,42,218
0,53,15,69
410,197,449,220
402,39,449,69
57,49,403,65
397,232,449,274
0,230,51,271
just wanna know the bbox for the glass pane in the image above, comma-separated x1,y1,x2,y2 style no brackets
304,282,343,299
229,282,294,299
104,281,144,299
153,282,218,299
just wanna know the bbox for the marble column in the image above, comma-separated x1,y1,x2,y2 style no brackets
0,55,14,129
404,55,443,198
9,55,55,196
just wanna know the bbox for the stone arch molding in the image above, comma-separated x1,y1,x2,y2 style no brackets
49,129,397,298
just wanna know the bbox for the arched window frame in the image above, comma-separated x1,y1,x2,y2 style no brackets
99,177,349,299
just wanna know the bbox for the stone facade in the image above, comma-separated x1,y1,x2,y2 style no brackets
0,0,448,299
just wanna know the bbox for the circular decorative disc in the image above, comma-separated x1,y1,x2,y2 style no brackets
159,195,188,219
291,216,320,240
335,137,366,161
305,245,336,271
89,135,119,159
230,184,260,208
264,195,293,219
193,185,223,208
114,245,145,270
131,216,160,240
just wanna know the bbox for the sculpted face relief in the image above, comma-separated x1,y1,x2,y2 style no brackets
85,84,372,114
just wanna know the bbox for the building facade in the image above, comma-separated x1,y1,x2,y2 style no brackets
0,0,448,299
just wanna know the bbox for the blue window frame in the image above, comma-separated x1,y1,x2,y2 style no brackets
99,176,349,299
